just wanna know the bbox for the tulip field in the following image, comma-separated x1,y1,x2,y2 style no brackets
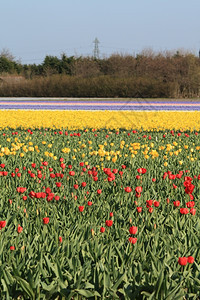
0,110,200,299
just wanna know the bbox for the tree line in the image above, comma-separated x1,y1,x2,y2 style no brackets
0,49,200,98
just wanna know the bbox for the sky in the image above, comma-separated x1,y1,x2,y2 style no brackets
1,0,200,64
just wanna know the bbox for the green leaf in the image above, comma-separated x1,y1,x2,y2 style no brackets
141,290,152,297
112,273,127,292
103,271,111,289
13,276,35,299
76,289,101,297
41,281,56,292
164,284,183,300
154,268,164,298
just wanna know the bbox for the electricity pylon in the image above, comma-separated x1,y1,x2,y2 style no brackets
93,38,100,59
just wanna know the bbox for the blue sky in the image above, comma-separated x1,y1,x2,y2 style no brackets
1,0,200,64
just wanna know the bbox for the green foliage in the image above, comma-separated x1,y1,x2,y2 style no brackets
0,128,200,298
0,50,200,97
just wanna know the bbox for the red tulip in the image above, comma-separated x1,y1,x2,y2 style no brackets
137,168,146,174
0,220,6,229
146,200,153,207
148,207,154,213
137,207,142,213
47,193,54,202
46,187,51,194
163,173,168,180
43,217,49,224
129,226,137,235
69,171,75,176
187,256,194,264
178,257,187,266
173,201,180,207
17,225,23,233
135,192,141,198
29,191,35,198
105,220,113,227
180,208,189,214
185,184,195,195
78,206,84,212
186,201,195,208
176,174,182,179
128,237,137,244
124,187,132,193
153,201,160,207
135,186,142,193
100,227,105,233
190,208,196,215
17,187,27,193
189,194,194,200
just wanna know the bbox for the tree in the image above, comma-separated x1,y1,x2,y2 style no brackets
0,48,15,61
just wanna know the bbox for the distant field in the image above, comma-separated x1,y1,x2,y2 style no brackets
1,98,200,112
0,97,200,102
